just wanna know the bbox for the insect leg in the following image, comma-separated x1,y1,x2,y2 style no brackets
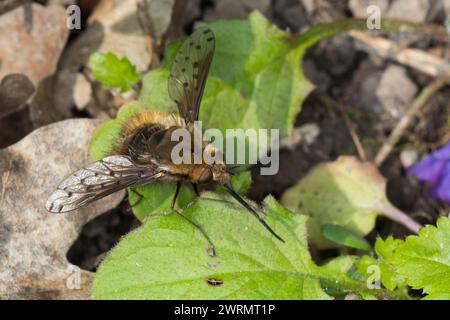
224,185,285,243
173,208,216,257
191,183,200,197
201,194,268,216
129,188,144,207
171,181,182,209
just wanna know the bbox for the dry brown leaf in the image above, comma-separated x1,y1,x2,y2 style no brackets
0,74,35,118
0,119,125,299
0,3,70,129
0,3,69,86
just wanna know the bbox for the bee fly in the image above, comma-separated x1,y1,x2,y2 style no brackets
46,26,284,244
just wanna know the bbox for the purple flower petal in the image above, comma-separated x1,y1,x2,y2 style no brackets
430,162,450,204
408,155,446,185
432,142,450,160
408,141,450,204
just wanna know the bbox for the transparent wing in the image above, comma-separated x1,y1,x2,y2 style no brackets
168,26,215,124
46,155,165,213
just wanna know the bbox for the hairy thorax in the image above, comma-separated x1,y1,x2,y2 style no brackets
112,110,228,185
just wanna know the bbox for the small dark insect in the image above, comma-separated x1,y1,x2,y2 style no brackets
46,26,284,244
206,278,224,286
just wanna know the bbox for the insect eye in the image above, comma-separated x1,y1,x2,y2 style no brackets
199,168,212,183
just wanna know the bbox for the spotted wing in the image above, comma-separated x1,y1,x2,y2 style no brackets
168,26,215,124
46,155,165,213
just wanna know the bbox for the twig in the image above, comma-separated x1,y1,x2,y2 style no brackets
375,70,450,166
349,30,450,81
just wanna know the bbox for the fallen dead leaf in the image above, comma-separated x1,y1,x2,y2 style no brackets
282,156,421,248
0,74,35,118
0,3,69,86
0,119,125,299
0,3,70,129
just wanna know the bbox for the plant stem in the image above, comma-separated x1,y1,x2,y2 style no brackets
375,204,422,233
349,30,450,79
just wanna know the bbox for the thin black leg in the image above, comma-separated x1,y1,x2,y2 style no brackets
172,208,216,257
171,181,182,209
191,183,200,197
171,182,215,255
129,188,144,207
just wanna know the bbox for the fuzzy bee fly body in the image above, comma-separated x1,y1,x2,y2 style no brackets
46,26,284,243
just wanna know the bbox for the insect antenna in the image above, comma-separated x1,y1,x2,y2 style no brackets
223,184,285,243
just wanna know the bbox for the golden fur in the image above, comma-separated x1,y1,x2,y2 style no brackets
121,110,185,137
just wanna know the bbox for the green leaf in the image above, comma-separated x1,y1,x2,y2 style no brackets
89,15,429,225
93,196,323,299
93,196,392,300
128,184,195,221
88,16,443,300
390,217,450,299
356,218,450,298
230,171,252,194
316,256,378,300
281,156,381,248
90,12,314,221
89,14,364,222
281,156,418,249
321,224,371,251
356,237,407,291
140,12,313,137
89,52,140,93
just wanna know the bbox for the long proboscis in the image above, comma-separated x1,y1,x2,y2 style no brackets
223,185,285,243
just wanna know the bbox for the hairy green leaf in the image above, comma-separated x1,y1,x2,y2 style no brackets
391,217,450,299
356,217,450,299
93,196,394,300
356,237,407,291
